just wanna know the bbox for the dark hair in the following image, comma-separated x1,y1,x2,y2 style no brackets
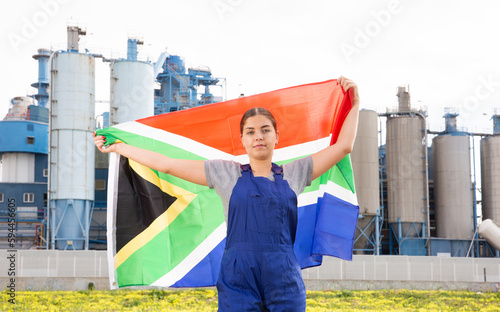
240,107,277,134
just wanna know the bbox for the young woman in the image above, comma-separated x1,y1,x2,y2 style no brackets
94,76,360,311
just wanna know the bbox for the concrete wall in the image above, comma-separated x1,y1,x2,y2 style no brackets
1,251,499,291
302,255,500,283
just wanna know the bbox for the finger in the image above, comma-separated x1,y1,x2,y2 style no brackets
338,76,345,86
338,76,354,90
344,82,355,91
341,82,352,91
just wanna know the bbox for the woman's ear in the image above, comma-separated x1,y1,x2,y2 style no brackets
275,131,279,145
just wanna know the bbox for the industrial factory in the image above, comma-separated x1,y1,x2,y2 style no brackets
0,25,499,290
353,89,500,258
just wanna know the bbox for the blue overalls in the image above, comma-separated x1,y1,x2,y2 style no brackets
217,163,306,312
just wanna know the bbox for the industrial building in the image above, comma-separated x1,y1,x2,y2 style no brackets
351,87,500,258
0,25,499,290
0,25,225,251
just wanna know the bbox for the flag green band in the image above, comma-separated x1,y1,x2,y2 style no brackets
116,190,224,287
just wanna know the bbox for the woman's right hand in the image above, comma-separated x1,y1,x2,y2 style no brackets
93,132,119,154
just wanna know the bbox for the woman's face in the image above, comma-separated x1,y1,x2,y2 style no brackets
240,114,279,161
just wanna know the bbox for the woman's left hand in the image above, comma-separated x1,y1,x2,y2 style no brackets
338,76,360,106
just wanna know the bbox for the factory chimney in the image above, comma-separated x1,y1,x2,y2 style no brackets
397,85,411,112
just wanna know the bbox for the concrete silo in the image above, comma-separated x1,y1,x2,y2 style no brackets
385,87,427,243
49,26,95,250
432,113,474,240
480,114,500,224
351,109,380,253
110,38,154,125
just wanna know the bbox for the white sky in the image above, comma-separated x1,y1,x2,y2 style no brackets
1,0,500,133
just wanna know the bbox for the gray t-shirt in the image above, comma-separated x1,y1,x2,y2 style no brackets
205,156,313,219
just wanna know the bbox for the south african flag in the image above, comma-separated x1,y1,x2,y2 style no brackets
98,79,359,289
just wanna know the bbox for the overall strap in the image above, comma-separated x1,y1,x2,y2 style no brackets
271,163,283,181
240,164,251,172
240,163,283,179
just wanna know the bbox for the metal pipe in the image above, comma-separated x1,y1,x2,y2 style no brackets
47,49,65,250
46,50,59,250
377,115,384,256
422,217,426,238
466,226,479,257
85,200,90,250
398,218,402,241
375,209,380,255
471,135,479,257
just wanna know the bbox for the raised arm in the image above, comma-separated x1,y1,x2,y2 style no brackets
93,132,208,186
311,76,360,180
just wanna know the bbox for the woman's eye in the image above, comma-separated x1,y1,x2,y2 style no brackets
247,131,254,135
263,129,270,133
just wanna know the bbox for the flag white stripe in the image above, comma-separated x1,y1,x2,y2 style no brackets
107,153,120,290
298,180,358,207
114,121,235,160
112,121,331,162
273,136,331,162
151,222,227,287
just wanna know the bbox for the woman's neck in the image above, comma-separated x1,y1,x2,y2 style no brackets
249,159,272,177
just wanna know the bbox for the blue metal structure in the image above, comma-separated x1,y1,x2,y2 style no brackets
102,112,110,128
390,218,427,256
154,52,225,114
0,50,50,248
126,38,142,61
354,211,383,255
493,114,500,134
0,121,48,154
443,109,459,134
31,49,51,108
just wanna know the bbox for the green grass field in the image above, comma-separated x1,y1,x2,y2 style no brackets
1,289,499,311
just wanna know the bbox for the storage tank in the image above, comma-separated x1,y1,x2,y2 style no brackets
433,134,474,239
351,109,379,251
478,219,500,251
480,115,500,223
386,115,426,238
110,60,154,125
49,51,95,250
